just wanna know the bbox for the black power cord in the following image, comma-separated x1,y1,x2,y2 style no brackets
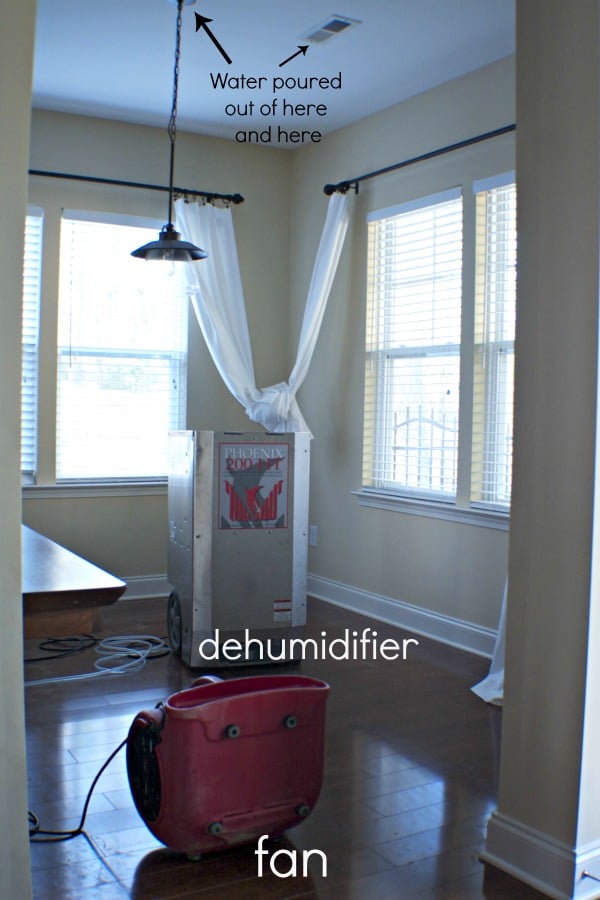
24,634,98,664
29,737,127,843
27,633,171,841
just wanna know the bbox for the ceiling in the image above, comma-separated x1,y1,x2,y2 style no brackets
32,0,515,147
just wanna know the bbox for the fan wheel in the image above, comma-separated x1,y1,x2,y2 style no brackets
167,590,182,656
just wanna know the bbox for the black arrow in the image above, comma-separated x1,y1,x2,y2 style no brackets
195,14,232,65
278,45,309,68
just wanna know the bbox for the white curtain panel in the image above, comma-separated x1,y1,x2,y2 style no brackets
471,578,507,705
175,199,256,409
175,192,350,433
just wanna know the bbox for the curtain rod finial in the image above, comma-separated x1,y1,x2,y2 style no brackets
323,181,358,196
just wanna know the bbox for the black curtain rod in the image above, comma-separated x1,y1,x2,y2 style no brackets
28,168,244,205
323,123,516,195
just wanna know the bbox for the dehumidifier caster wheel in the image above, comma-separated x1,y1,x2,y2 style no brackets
167,591,182,656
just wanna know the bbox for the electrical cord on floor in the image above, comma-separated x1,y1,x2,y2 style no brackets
24,634,98,664
24,635,171,687
29,737,128,843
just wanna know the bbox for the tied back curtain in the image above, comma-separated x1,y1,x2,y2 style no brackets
174,200,256,409
175,192,350,433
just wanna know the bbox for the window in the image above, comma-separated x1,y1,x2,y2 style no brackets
21,209,43,481
56,212,188,481
471,178,517,508
362,176,517,515
363,189,463,500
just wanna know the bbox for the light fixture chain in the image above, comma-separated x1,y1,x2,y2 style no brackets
131,0,207,259
168,0,183,146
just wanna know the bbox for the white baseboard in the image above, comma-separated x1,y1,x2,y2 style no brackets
119,571,497,659
482,811,600,899
307,573,497,658
120,574,171,601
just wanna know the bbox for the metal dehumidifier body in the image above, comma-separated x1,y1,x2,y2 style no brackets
167,431,310,667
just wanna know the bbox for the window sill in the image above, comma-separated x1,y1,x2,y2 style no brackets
353,489,509,530
23,480,167,499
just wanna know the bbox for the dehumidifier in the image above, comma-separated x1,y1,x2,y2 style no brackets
166,430,310,667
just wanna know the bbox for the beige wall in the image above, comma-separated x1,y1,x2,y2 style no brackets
289,57,515,632
0,2,35,896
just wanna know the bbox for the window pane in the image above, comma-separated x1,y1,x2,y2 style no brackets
22,211,43,479
363,193,463,499
56,216,188,480
471,183,517,507
383,354,460,494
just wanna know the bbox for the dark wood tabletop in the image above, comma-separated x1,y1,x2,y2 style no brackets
22,524,126,614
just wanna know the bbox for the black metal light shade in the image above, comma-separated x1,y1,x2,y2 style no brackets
132,0,206,262
131,223,207,261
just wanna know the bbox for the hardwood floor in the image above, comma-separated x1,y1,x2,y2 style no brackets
25,597,546,899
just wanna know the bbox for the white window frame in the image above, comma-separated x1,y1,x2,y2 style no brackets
471,173,517,511
54,210,189,484
363,188,463,500
358,174,516,530
21,207,43,484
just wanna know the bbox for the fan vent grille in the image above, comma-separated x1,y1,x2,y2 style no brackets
302,15,361,44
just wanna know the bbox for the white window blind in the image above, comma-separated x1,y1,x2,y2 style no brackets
21,210,43,480
363,190,463,499
56,214,189,481
471,181,517,508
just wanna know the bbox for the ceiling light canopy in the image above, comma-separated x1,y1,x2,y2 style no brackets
132,0,206,262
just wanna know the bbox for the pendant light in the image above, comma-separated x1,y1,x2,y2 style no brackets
132,0,207,261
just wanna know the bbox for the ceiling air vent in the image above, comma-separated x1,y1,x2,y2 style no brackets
300,15,361,44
